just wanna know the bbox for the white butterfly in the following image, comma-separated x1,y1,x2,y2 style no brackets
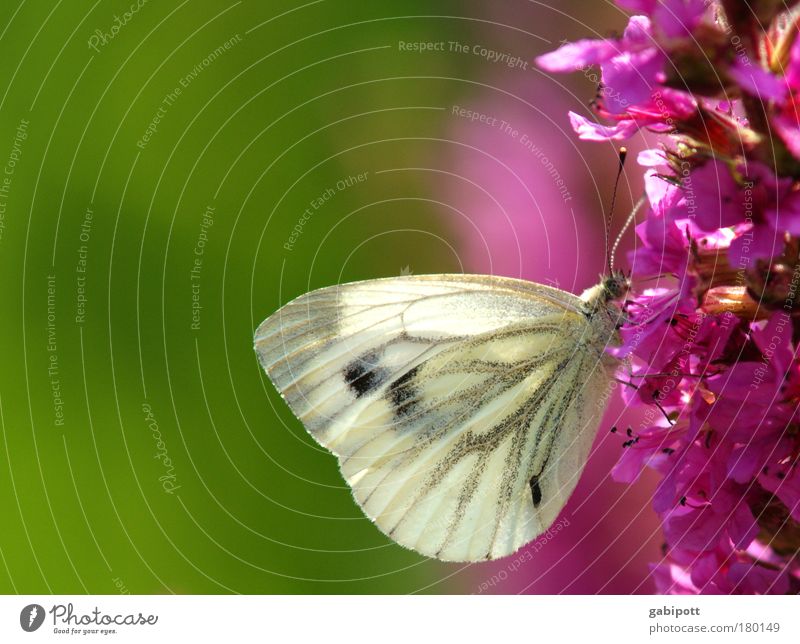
254,272,628,562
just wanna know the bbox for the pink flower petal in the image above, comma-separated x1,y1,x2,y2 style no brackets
729,61,788,102
772,112,800,159
652,0,708,39
567,111,640,141
535,38,618,72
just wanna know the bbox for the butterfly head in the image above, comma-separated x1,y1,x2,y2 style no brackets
579,270,630,331
600,270,630,303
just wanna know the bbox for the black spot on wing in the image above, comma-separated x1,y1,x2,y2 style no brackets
529,476,542,507
386,366,419,417
343,351,386,397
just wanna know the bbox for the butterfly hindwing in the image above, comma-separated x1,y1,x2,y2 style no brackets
254,275,618,561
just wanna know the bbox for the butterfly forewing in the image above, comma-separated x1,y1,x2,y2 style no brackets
255,274,619,561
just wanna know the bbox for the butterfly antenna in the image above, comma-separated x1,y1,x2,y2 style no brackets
605,147,627,275
610,194,647,271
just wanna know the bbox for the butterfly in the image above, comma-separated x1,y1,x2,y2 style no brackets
253,270,630,562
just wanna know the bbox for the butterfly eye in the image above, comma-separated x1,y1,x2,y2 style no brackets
609,271,632,300
602,274,626,300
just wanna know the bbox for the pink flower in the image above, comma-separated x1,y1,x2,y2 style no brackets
537,0,800,595
730,37,800,158
651,561,701,594
629,168,692,276
686,159,800,264
657,538,794,594
704,313,800,520
728,60,789,103
671,549,790,594
707,313,799,438
567,112,641,141
685,159,745,231
618,291,695,372
536,15,696,140
760,466,800,523
536,17,662,115
616,0,709,39
772,39,800,158
612,423,684,483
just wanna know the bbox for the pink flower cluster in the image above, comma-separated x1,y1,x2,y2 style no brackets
538,0,800,594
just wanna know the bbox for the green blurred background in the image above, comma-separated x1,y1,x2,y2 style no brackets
0,0,659,594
